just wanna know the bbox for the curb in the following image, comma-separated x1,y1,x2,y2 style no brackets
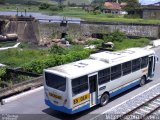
1,86,43,105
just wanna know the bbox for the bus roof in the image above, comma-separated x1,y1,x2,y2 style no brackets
44,48,155,79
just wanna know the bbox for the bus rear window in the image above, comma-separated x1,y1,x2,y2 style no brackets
45,72,66,92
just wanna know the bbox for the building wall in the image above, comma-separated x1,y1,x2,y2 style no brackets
143,9,160,19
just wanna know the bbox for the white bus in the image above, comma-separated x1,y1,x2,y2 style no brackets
43,48,158,114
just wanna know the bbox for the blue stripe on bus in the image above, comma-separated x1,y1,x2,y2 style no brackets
45,99,90,114
45,79,141,114
109,80,140,98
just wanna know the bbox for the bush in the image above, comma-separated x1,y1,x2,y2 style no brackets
23,50,91,74
93,10,101,15
86,39,103,45
103,30,127,42
0,67,6,78
66,36,74,44
49,5,59,11
39,3,50,10
49,44,66,55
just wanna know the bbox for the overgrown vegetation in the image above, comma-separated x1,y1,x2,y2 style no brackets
0,45,92,74
0,31,150,88
103,30,127,42
0,67,6,78
114,38,150,50
86,31,150,51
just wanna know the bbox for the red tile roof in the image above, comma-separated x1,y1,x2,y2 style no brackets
104,2,121,10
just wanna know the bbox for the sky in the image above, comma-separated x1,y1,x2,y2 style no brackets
139,0,160,5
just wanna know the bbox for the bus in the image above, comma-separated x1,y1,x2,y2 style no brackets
43,48,158,114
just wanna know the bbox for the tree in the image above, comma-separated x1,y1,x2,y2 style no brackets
123,0,141,14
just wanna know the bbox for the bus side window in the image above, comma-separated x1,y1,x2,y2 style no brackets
98,68,110,85
72,76,88,96
111,64,121,80
141,56,148,68
132,58,141,72
122,61,131,76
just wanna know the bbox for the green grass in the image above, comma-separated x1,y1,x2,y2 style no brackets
0,48,49,67
54,7,160,24
0,38,150,74
114,38,150,50
63,0,91,5
5,0,56,4
0,41,17,47
0,3,160,24
0,4,40,12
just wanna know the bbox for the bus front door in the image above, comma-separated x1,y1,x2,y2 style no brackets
89,74,97,107
148,56,155,78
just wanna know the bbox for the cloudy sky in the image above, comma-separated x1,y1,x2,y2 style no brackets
139,0,160,5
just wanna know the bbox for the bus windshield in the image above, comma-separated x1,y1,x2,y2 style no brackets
45,72,66,92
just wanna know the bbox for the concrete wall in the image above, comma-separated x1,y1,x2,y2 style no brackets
39,21,160,43
81,22,160,38
39,22,84,44
143,9,160,20
4,17,40,44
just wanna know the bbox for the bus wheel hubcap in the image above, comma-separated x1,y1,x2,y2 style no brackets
140,77,145,86
101,94,108,105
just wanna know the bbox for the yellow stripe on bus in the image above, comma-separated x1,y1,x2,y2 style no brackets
73,93,90,105
49,92,62,100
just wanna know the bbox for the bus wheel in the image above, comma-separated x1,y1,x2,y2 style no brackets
100,93,109,106
140,76,146,87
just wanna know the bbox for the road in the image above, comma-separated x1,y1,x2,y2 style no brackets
0,47,160,120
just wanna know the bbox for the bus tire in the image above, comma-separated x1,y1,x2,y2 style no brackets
140,76,146,87
100,93,109,106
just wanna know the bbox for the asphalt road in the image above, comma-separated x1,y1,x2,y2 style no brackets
0,47,160,120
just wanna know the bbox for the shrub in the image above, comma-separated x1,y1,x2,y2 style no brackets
66,36,74,44
22,50,91,74
93,10,101,15
49,44,66,55
86,39,103,45
103,30,127,42
49,5,59,11
39,3,50,10
0,67,6,78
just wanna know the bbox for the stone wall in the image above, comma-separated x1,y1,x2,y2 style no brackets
39,21,160,43
39,22,83,44
81,22,160,38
